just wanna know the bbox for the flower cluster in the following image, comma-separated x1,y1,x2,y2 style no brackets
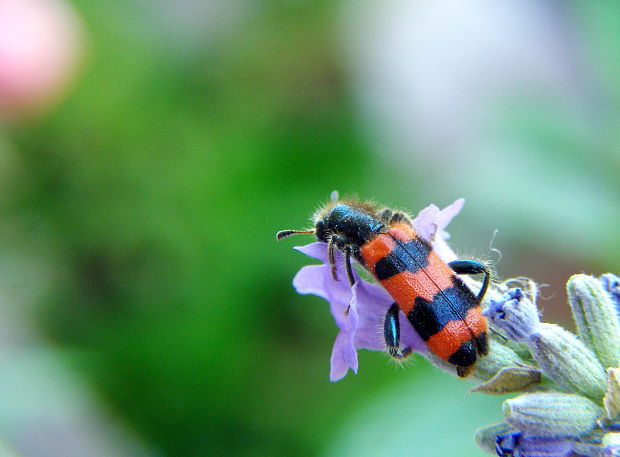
288,200,620,457
475,275,620,457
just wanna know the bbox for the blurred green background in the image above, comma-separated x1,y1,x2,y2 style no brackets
0,1,619,456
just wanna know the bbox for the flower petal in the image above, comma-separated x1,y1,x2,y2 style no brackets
293,265,330,300
413,203,441,242
350,279,392,350
413,199,464,263
294,241,330,263
330,330,358,381
435,198,465,237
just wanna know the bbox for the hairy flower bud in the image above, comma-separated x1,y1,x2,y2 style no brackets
528,323,607,401
503,392,604,438
605,368,620,420
474,422,513,455
568,274,620,369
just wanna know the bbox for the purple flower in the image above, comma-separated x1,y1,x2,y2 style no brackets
600,274,620,322
483,288,540,343
604,444,620,457
291,199,465,381
495,432,573,457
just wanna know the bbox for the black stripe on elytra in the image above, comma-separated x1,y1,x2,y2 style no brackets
374,237,430,280
448,339,477,367
407,277,479,340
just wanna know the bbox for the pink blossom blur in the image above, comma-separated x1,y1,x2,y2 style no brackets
0,0,83,117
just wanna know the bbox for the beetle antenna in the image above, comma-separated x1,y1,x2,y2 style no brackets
276,230,315,241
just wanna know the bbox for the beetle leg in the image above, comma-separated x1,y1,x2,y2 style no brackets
384,303,412,359
344,245,356,287
328,236,338,281
448,260,490,302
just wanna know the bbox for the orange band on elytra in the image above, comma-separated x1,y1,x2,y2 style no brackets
377,252,454,310
425,307,486,361
360,234,395,271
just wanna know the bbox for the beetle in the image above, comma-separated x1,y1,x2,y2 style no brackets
277,197,490,377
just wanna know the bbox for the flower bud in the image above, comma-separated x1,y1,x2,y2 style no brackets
528,323,607,401
568,274,620,369
484,288,540,342
503,392,604,438
605,368,620,420
474,422,513,455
